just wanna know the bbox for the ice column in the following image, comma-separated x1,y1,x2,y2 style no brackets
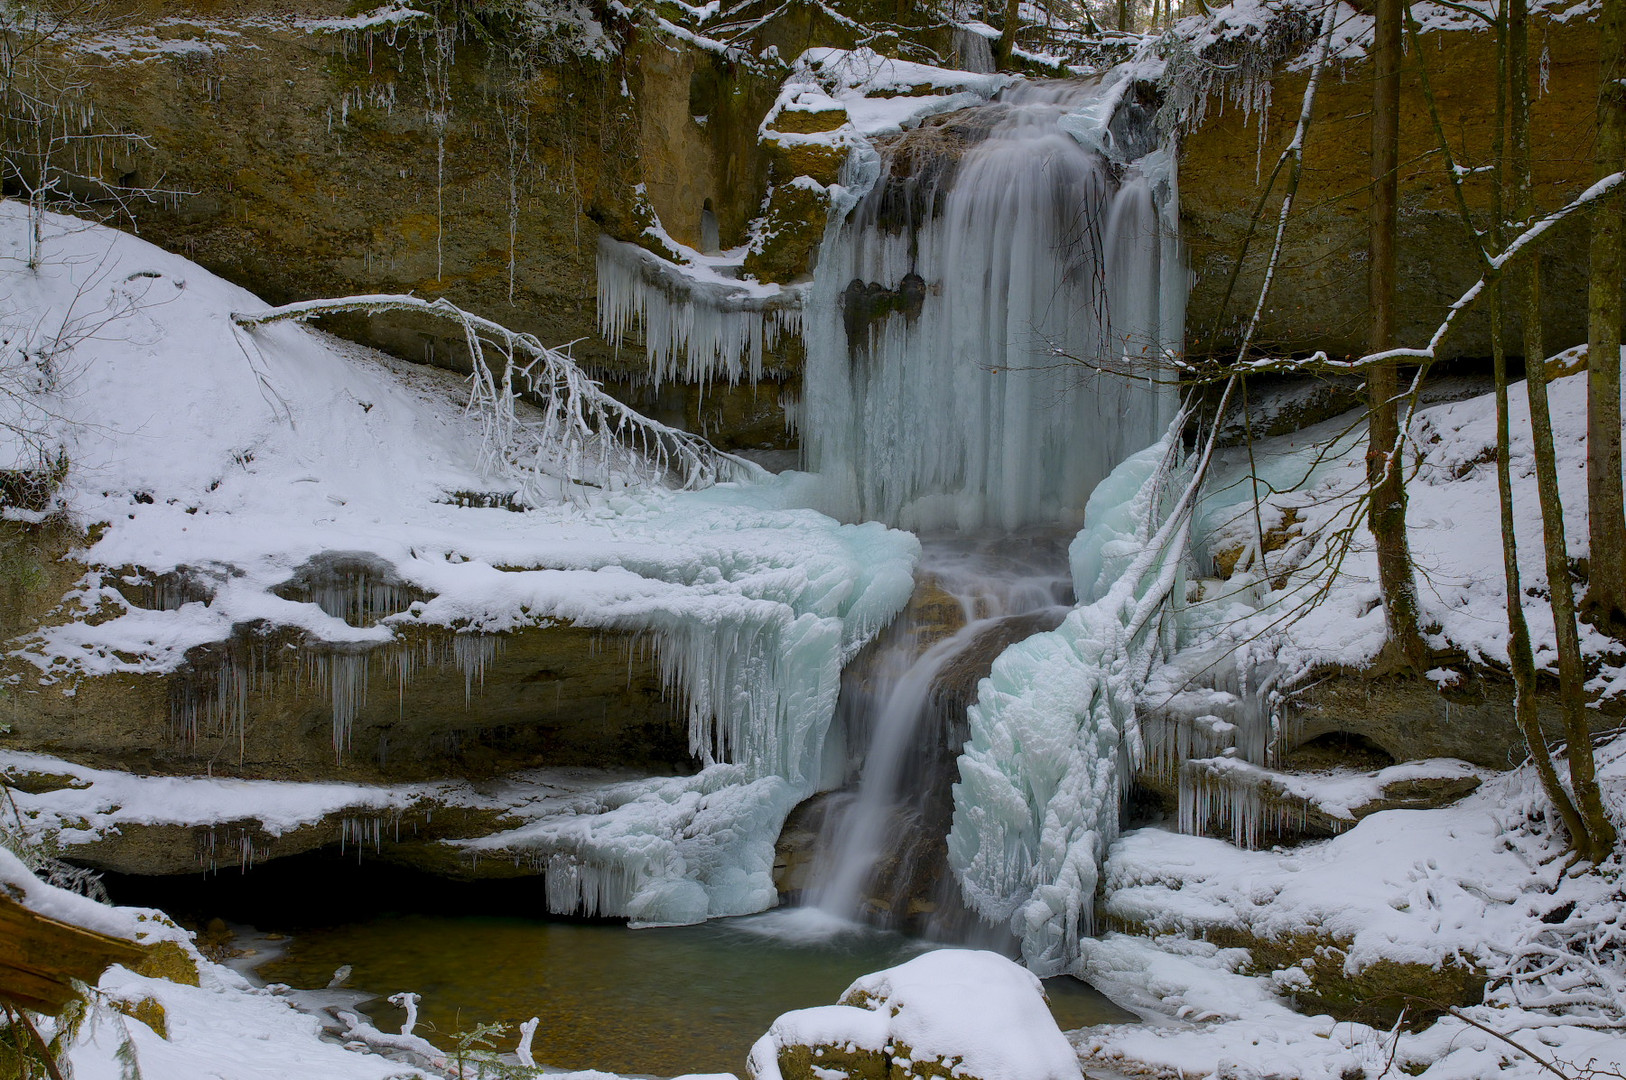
948,435,1187,975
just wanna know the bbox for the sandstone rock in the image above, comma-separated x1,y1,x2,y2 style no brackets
1180,14,1607,364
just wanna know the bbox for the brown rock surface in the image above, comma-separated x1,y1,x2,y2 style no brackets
1180,15,1611,363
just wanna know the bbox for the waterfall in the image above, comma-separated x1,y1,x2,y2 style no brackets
802,79,1180,532
806,540,1073,932
584,73,1189,951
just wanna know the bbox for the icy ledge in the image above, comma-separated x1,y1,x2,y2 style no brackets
2,203,917,926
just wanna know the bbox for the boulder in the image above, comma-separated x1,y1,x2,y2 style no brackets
748,950,1082,1080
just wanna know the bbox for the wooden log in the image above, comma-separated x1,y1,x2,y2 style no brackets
0,893,143,1015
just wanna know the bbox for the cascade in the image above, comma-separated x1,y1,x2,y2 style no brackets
801,79,1181,532
804,539,1073,932
778,78,1186,957
580,75,1191,952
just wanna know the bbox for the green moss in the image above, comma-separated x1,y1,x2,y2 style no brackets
744,181,831,283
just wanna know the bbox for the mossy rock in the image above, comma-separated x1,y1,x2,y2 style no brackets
762,137,850,187
745,181,831,283
1210,926,1483,1028
131,940,201,988
773,1039,968,1080
772,104,849,135
114,995,169,1038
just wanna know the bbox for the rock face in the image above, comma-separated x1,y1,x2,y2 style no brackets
31,1,794,450
1179,13,1613,362
1283,663,1616,770
1,525,695,783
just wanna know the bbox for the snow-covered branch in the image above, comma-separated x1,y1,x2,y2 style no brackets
232,294,759,501
1244,172,1626,376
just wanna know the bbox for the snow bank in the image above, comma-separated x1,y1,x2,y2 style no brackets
0,202,916,924
748,950,1081,1080
0,845,139,941
1076,739,1626,1080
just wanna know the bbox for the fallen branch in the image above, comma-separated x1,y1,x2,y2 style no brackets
232,294,758,501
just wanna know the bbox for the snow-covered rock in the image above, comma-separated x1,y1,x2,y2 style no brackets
747,950,1081,1080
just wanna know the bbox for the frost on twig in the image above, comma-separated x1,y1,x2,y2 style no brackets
232,294,758,502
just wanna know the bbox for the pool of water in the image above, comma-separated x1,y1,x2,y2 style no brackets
256,909,1135,1076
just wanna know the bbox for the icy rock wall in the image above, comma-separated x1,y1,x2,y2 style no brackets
948,436,1187,974
801,81,1182,531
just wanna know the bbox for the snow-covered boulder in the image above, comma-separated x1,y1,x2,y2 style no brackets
747,950,1082,1080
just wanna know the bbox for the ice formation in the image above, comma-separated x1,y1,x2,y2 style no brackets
948,435,1189,974
596,235,801,387
801,78,1181,531
2,200,918,928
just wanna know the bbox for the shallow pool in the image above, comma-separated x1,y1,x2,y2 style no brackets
256,909,1135,1076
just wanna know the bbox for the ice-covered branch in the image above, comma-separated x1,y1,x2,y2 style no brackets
233,294,759,500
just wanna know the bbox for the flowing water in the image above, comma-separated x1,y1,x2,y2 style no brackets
802,78,1179,532
803,537,1073,936
255,911,1134,1076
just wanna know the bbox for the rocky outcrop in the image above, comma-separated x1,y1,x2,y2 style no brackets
1179,13,1614,363
1,525,696,783
29,2,796,450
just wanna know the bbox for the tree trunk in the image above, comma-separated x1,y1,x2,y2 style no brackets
1367,0,1429,671
994,0,1020,68
1504,0,1593,848
1587,0,1626,632
1522,310,1619,861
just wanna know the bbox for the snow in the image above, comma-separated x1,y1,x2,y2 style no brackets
73,961,435,1080
0,844,139,940
1076,740,1626,1080
0,201,916,924
1182,367,1626,700
775,49,1014,139
748,950,1081,1080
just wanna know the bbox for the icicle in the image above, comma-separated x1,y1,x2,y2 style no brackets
595,236,801,389
452,633,500,704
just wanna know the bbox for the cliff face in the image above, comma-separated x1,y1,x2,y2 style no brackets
1178,11,1613,363
19,2,794,449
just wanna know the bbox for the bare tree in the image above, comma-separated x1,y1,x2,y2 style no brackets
1365,0,1429,671
2,1,187,269
1585,0,1626,632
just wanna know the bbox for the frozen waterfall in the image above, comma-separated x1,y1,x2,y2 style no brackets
949,434,1188,974
802,80,1181,531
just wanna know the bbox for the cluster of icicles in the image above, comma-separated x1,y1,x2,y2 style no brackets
169,630,504,757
